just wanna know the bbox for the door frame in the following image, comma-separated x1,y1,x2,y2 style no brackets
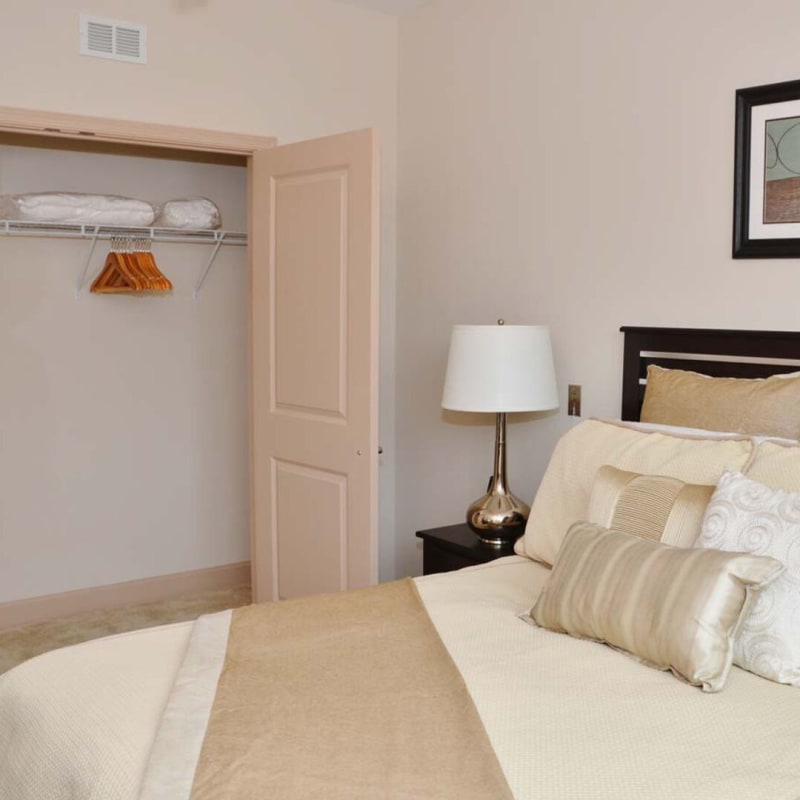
0,106,276,154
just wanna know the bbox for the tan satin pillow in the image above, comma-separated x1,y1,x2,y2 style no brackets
587,465,715,547
530,522,783,692
640,365,800,440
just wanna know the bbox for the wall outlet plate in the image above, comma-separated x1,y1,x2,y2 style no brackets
568,384,581,416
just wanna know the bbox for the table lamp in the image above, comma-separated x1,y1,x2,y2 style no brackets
441,321,558,545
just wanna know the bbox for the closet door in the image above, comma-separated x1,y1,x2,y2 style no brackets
250,129,379,602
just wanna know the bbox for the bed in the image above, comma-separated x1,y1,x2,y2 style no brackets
1,326,800,800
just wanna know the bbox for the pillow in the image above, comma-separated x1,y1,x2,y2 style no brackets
640,365,800,440
587,465,714,547
695,470,800,686
530,521,783,692
515,419,754,565
745,439,800,492
620,420,746,438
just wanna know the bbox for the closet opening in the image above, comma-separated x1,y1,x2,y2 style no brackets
0,127,254,622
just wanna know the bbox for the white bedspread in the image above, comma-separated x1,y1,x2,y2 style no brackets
1,557,799,799
0,621,192,800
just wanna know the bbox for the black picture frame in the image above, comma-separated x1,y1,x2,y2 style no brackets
733,78,800,258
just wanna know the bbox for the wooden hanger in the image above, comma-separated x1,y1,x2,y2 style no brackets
136,244,172,291
90,237,172,294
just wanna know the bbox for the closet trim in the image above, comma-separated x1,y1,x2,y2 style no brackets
0,105,276,155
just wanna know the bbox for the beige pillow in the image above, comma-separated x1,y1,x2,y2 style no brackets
745,439,800,492
696,470,800,686
530,522,783,692
640,365,800,440
587,465,714,547
515,419,754,565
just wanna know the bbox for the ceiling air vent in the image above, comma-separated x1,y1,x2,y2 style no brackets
79,15,147,64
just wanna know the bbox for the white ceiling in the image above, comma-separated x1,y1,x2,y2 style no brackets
331,0,427,16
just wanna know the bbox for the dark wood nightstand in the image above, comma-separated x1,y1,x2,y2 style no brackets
416,523,518,575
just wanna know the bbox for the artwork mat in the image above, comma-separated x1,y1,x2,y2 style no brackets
749,97,800,240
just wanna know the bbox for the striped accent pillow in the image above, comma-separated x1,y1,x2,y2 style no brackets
530,522,783,692
587,465,715,548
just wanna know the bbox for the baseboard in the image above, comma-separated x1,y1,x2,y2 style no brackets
0,562,251,630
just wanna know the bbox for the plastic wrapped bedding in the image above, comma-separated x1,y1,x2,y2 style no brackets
1,557,799,800
0,192,157,226
154,197,221,229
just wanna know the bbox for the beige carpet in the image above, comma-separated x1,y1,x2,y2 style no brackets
0,584,251,676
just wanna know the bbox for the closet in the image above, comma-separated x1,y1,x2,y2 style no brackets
0,108,379,624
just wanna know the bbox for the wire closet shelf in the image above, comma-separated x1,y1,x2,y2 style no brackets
0,219,247,245
0,219,248,298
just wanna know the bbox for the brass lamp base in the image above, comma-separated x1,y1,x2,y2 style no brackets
466,411,530,546
467,490,530,546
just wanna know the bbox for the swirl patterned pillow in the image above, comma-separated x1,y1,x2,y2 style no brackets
696,470,800,686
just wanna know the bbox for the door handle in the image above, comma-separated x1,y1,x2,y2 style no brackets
357,446,384,456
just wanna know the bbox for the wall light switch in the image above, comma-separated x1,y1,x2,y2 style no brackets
568,384,581,417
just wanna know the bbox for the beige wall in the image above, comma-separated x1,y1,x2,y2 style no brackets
12,0,798,595
0,0,399,601
395,0,800,576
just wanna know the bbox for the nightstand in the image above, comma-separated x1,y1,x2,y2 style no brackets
416,523,518,575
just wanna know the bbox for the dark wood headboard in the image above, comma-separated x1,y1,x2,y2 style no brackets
620,326,800,421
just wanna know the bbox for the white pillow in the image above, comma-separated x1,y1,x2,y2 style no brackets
619,420,746,439
515,419,755,566
696,470,800,686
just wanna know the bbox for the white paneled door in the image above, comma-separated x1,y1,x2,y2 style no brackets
250,129,379,602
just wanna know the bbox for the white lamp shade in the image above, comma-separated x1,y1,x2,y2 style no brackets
441,324,559,413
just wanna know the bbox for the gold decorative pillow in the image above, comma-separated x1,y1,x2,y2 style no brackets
640,365,800,440
530,521,783,692
587,465,715,547
515,419,754,566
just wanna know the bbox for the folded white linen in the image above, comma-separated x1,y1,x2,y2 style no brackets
1,192,157,226
154,198,220,229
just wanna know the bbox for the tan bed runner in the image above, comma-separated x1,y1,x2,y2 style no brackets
186,578,512,800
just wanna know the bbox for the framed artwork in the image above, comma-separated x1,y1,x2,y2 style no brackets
733,78,800,258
